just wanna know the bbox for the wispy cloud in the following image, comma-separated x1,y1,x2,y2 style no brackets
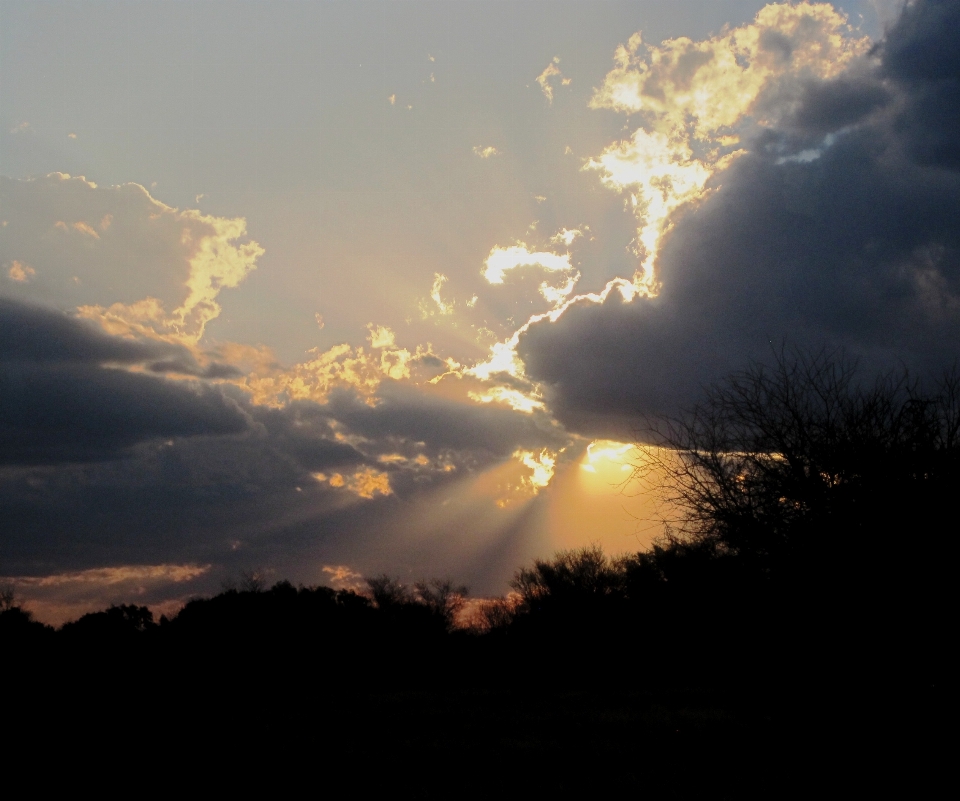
536,57,570,103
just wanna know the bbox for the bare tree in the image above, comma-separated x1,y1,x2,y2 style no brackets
0,582,16,612
365,574,412,609
413,579,468,630
632,347,960,574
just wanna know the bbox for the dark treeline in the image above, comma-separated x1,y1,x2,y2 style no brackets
3,351,951,795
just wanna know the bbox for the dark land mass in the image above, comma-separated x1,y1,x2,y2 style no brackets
2,352,952,795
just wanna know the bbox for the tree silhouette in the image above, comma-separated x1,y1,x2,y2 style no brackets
627,347,956,692
413,579,468,631
633,348,960,580
0,582,16,612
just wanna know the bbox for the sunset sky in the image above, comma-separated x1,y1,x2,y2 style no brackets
3,0,957,623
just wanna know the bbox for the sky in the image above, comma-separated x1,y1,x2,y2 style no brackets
2,0,957,624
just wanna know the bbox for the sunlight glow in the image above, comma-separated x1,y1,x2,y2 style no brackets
580,440,634,473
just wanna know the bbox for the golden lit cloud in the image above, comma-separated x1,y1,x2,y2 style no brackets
173,210,264,338
473,145,500,158
482,244,573,284
1,563,211,627
536,57,570,103
465,2,871,403
586,2,869,290
77,296,177,341
591,3,867,128
468,385,545,414
586,128,713,291
245,338,411,406
516,448,557,490
313,468,392,499
539,273,580,305
9,563,210,588
241,317,471,408
72,221,100,238
6,174,264,348
349,467,392,498
468,276,637,384
469,449,559,509
322,564,364,590
429,273,454,315
7,260,35,282
549,228,583,246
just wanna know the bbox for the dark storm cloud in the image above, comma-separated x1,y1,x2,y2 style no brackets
0,297,250,463
881,0,960,168
1,362,251,464
784,76,891,136
517,0,960,438
0,401,371,574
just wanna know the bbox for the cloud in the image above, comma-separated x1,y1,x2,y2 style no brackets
427,273,454,316
473,145,500,158
7,261,35,282
585,2,868,291
536,57,570,103
2,563,211,627
240,328,442,406
514,0,960,437
0,173,263,343
322,564,364,590
12,563,209,588
72,221,100,238
482,244,573,284
0,297,250,464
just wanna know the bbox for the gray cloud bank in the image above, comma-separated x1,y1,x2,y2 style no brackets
0,298,249,464
519,0,960,437
0,292,568,596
